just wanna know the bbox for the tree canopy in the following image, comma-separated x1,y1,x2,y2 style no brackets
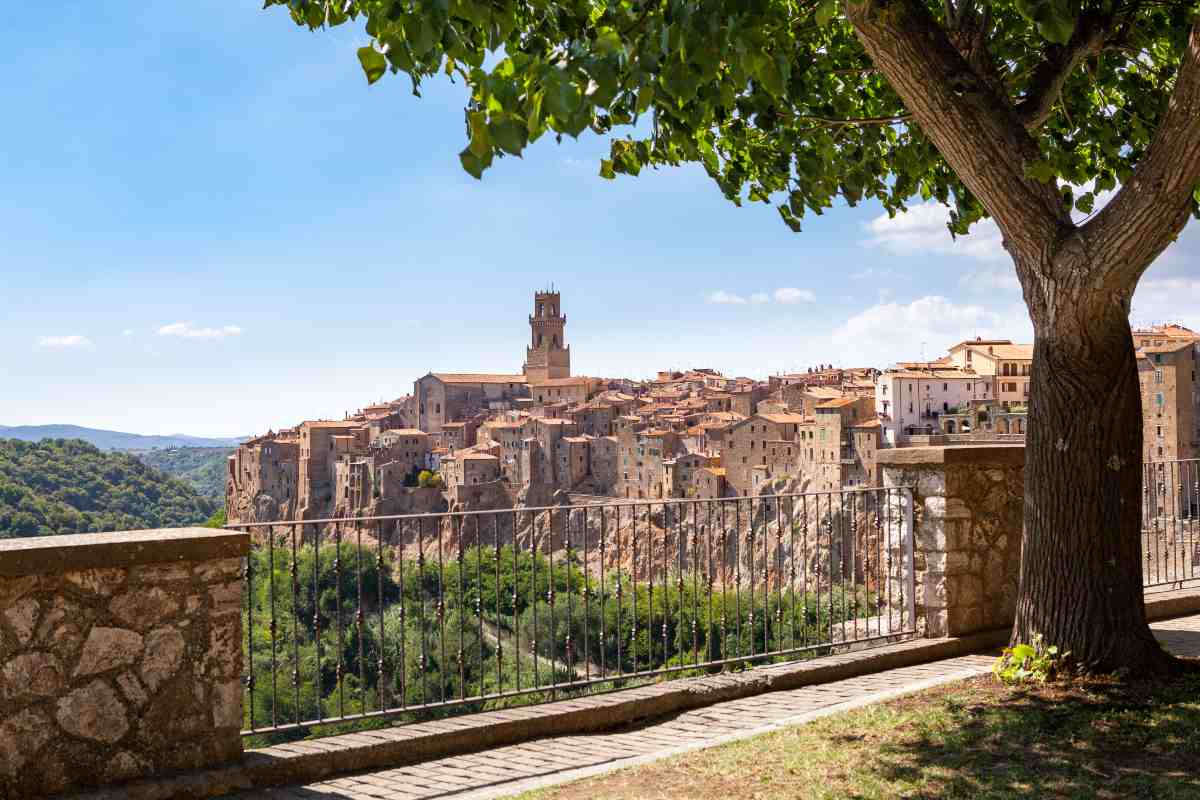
0,438,218,538
268,0,1198,236
265,0,1200,671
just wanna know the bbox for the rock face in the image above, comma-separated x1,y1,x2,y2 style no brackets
0,542,245,798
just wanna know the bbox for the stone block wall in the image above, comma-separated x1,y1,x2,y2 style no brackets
0,528,248,798
878,445,1024,638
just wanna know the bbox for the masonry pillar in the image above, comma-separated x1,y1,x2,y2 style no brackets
0,527,248,798
877,445,1025,638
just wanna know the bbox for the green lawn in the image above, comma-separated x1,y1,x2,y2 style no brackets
518,672,1200,799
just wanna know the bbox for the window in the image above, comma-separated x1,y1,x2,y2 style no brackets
1155,369,1164,384
943,383,948,391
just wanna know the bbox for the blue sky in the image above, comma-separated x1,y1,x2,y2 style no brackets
2,0,1197,438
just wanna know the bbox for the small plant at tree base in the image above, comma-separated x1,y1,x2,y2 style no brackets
993,634,1066,684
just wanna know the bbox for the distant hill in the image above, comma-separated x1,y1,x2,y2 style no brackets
0,424,244,450
128,447,232,500
0,438,219,538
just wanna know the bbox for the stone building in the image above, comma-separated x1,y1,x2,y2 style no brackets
946,338,1033,409
1138,331,1200,462
875,367,988,446
617,429,685,499
523,290,571,382
414,373,528,433
719,413,806,496
297,421,368,518
530,376,601,405
225,434,299,523
441,451,502,489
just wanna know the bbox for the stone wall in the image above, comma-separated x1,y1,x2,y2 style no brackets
878,444,1024,638
0,528,248,799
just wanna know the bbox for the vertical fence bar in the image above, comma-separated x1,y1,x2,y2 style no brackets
268,526,278,728
376,521,386,712
244,527,255,732
355,523,366,715
395,519,406,709
290,524,300,725
312,522,323,722
903,487,917,632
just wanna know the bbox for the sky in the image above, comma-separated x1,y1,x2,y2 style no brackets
1,1,1197,438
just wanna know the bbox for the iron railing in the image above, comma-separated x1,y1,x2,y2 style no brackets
232,487,917,740
1143,458,1200,591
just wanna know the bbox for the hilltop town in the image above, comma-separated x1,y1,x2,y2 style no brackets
225,290,1200,524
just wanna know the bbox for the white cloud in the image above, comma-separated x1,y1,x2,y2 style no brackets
1132,277,1200,330
707,288,817,306
773,287,816,304
37,335,93,349
957,266,1020,293
864,202,1008,264
156,322,244,340
851,267,898,281
121,329,134,336
833,295,1032,365
706,290,748,305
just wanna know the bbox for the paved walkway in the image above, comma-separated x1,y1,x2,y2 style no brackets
230,614,1200,800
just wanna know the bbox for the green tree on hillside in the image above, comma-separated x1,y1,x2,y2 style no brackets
0,438,217,537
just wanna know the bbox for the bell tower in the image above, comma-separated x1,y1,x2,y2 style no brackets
523,290,570,383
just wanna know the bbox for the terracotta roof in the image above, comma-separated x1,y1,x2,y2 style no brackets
703,467,727,476
430,373,527,384
850,418,883,428
1141,339,1195,355
950,338,1014,351
302,420,365,429
459,452,499,461
882,369,979,380
441,421,468,428
816,398,857,409
530,376,596,387
379,428,426,436
758,412,808,423
562,436,591,443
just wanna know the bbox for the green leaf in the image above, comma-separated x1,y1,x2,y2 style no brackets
1074,191,1095,215
489,119,526,155
1024,160,1057,184
599,159,616,179
1013,0,1076,44
357,46,388,85
459,148,485,179
1011,644,1036,661
594,26,623,57
815,0,838,27
467,110,490,159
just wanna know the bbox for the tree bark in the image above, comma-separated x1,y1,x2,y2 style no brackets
1016,277,1177,672
845,2,1200,672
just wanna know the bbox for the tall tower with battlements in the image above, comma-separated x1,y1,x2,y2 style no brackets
523,290,570,383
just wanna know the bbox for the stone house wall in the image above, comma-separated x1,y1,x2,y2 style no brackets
879,444,1024,638
0,528,247,798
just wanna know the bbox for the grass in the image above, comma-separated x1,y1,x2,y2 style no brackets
516,672,1200,799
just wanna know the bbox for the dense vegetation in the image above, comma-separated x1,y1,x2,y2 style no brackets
243,541,871,744
129,446,232,499
0,438,218,538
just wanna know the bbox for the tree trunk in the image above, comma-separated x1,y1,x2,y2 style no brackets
1015,279,1178,672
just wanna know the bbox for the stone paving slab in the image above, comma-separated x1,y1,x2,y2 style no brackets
227,612,1200,800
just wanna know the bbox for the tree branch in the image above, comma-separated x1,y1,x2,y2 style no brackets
845,0,1070,263
1014,12,1114,129
1082,16,1200,286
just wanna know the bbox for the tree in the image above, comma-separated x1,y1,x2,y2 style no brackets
266,0,1200,672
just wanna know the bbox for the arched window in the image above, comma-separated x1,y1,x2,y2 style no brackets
552,335,559,347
